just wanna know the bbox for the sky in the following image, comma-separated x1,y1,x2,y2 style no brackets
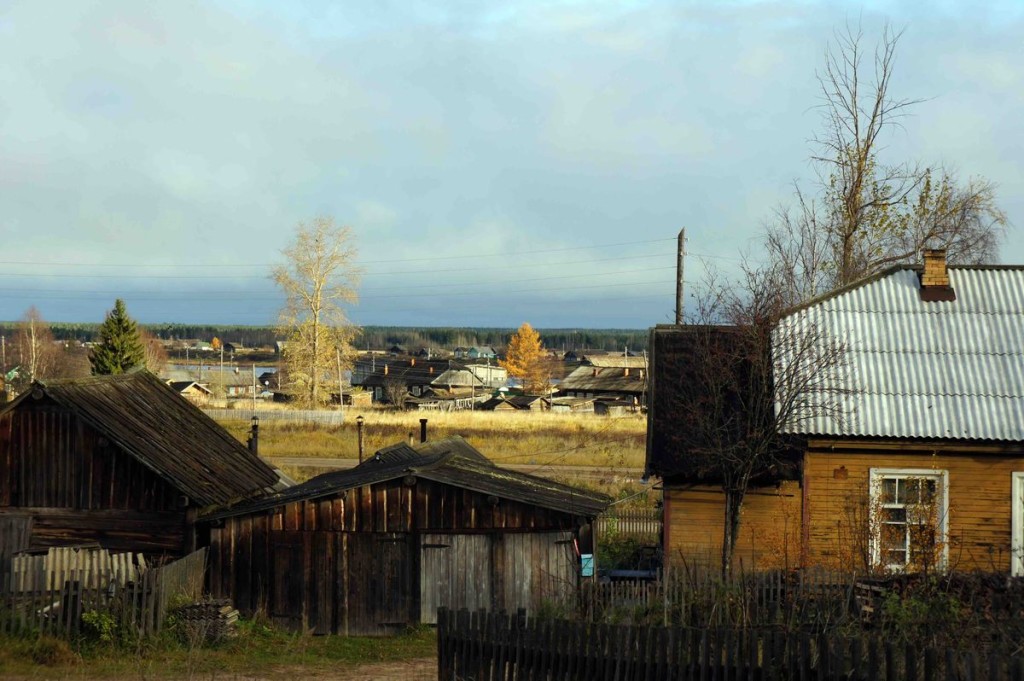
0,1,1021,329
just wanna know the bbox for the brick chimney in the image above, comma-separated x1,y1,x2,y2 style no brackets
920,248,956,302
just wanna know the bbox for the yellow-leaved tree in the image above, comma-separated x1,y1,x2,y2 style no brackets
273,217,361,407
500,322,550,395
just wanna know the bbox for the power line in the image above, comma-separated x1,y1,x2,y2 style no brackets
0,278,677,301
0,237,677,269
0,266,678,297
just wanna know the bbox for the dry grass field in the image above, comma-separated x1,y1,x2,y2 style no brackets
218,409,653,505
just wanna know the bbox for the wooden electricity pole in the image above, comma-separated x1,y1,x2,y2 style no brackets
676,228,686,325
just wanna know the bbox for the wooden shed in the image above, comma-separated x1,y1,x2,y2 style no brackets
203,436,610,635
0,371,280,558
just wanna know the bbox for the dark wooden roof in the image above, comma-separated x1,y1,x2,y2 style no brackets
204,435,610,520
558,364,646,394
168,380,212,395
3,371,279,507
357,359,453,388
479,395,547,410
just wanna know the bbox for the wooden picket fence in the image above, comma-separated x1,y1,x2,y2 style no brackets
577,565,858,628
0,547,207,638
595,508,662,542
437,608,1024,681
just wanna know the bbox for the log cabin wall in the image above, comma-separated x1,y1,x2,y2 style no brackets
803,441,1024,573
0,397,187,555
662,481,802,570
208,477,583,635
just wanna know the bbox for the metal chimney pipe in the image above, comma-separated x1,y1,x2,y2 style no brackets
420,418,428,443
248,415,259,457
356,414,365,463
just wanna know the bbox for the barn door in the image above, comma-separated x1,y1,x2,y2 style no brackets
345,533,413,634
269,531,309,630
419,534,493,624
1013,473,1024,576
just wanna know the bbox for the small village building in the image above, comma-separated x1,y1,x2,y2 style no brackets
354,359,506,407
167,380,213,406
479,394,550,411
203,435,609,635
0,371,280,558
557,355,647,408
549,396,596,414
648,252,1024,574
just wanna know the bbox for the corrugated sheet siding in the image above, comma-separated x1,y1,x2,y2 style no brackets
776,268,1024,440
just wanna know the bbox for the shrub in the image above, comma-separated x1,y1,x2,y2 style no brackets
29,635,80,666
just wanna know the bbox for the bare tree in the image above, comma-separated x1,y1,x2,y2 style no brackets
767,24,1005,298
140,328,169,375
675,261,850,576
383,376,409,409
273,217,361,407
12,306,57,388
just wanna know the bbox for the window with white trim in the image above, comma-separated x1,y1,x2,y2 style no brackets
870,468,948,570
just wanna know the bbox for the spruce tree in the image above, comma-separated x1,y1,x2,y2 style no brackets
89,299,146,375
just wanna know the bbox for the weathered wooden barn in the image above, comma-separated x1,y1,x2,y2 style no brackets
0,371,280,558
203,436,610,635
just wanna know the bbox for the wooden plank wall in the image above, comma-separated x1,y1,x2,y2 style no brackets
0,514,31,574
803,445,1024,571
663,482,802,569
0,402,188,555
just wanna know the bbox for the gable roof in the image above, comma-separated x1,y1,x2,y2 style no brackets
2,371,279,506
558,364,646,394
168,380,212,395
479,394,548,410
203,435,610,520
776,265,1024,442
585,355,647,369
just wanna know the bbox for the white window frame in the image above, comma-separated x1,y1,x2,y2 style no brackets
1012,472,1024,577
869,467,949,571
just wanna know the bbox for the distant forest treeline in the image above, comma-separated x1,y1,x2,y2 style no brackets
0,323,649,353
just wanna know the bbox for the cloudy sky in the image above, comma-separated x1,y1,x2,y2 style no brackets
0,1,1020,329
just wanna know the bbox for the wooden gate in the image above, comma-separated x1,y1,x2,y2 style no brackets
420,534,492,623
420,531,577,624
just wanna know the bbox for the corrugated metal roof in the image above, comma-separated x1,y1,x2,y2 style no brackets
6,371,280,506
203,435,610,520
775,266,1024,441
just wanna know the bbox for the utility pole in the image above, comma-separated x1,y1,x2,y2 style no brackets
251,363,257,415
676,228,686,325
336,346,344,418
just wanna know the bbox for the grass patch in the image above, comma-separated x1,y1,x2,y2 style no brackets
0,620,436,680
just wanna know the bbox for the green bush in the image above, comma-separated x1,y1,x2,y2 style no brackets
80,610,118,645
